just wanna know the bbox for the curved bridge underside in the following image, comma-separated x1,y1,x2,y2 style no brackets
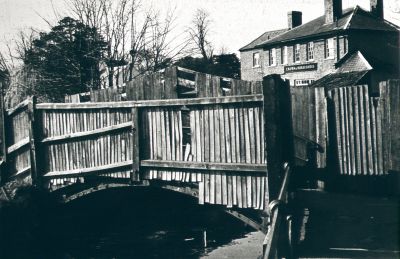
49,178,266,233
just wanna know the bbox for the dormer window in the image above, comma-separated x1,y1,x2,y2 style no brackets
253,52,260,67
269,48,276,66
325,38,334,59
294,44,300,63
307,42,314,61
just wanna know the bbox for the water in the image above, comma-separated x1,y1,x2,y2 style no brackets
3,187,256,259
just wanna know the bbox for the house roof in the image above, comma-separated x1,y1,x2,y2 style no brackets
335,51,372,73
311,70,369,90
253,6,399,49
311,50,372,90
239,28,288,51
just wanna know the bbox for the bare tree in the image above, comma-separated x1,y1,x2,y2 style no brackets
188,8,214,61
66,0,136,87
66,0,190,87
136,7,188,73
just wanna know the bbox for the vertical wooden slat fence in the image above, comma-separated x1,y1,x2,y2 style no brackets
4,98,34,180
39,106,135,186
328,82,400,175
35,94,270,210
379,80,400,172
291,86,327,168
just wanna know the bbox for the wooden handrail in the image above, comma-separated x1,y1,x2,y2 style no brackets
263,162,292,259
36,94,263,110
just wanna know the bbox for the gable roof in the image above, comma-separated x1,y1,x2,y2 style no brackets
253,6,399,49
311,50,372,90
239,28,288,51
335,51,372,73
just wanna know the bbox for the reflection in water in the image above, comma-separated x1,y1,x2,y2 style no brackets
6,187,253,259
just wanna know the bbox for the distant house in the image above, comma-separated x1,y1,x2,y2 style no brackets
239,0,399,91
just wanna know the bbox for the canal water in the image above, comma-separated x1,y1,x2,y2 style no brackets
2,187,262,258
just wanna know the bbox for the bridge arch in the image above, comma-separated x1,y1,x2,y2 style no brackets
50,180,265,233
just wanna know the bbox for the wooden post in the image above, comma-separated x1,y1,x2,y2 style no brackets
131,107,140,182
262,75,293,202
0,82,5,183
28,96,43,186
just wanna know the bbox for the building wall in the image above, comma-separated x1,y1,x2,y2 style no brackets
348,31,400,75
241,35,349,85
240,49,265,81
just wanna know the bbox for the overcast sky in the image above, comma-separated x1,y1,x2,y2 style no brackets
1,0,399,57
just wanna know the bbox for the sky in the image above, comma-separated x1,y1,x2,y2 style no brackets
0,0,399,57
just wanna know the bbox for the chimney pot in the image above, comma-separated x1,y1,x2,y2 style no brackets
287,11,302,29
325,0,342,24
370,0,384,19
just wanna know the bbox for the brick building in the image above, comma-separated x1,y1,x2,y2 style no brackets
239,0,399,90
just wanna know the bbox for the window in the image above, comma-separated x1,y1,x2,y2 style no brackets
253,52,260,67
306,42,314,61
269,48,276,66
343,36,348,54
295,79,315,86
294,44,300,63
281,46,288,64
325,38,334,59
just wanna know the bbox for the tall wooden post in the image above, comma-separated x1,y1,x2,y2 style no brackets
262,75,293,202
131,107,140,182
28,96,39,186
0,82,6,183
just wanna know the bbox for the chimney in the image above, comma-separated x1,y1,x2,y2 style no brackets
287,11,302,29
325,0,342,24
370,0,384,19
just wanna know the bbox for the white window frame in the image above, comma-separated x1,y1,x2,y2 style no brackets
269,48,276,66
294,44,300,63
294,79,315,86
307,42,314,61
325,38,334,59
253,52,260,67
281,46,288,65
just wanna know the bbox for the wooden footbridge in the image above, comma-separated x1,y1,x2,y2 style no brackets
0,67,399,258
0,67,293,236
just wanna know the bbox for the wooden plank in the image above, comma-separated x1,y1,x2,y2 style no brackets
165,109,172,181
363,85,373,175
7,137,30,154
6,98,31,116
204,108,210,203
209,109,215,204
44,160,133,178
339,88,348,175
214,106,221,204
352,87,361,175
41,121,132,143
229,108,237,206
370,95,378,175
347,87,356,175
219,107,227,205
376,96,384,175
224,108,232,208
131,107,140,181
190,109,197,181
196,109,202,181
358,86,367,175
343,87,352,175
36,95,264,109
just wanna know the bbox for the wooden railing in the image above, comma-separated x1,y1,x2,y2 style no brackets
263,162,292,259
